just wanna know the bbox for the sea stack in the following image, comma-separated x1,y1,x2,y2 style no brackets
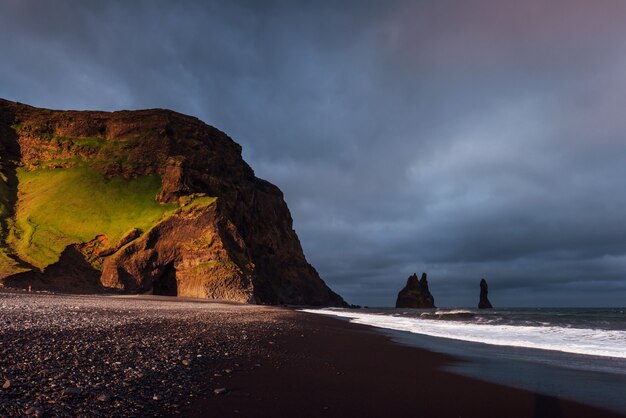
478,278,493,309
395,273,436,308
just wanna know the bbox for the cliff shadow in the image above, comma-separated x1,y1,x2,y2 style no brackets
0,120,19,236
0,117,37,270
4,245,103,292
153,262,178,296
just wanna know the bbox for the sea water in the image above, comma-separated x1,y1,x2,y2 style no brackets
301,307,626,414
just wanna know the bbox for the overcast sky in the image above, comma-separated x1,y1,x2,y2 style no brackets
2,0,626,307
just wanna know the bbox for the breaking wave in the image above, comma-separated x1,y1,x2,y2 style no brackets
301,309,626,359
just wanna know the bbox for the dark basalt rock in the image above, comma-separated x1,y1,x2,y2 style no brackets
478,278,493,309
395,272,435,308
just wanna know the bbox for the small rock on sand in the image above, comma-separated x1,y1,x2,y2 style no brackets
2,379,11,390
63,387,81,396
25,406,44,417
213,388,228,395
97,393,112,402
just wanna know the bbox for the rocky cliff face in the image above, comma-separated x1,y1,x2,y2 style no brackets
395,273,435,309
0,98,346,306
478,278,493,309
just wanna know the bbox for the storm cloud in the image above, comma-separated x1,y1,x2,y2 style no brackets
2,0,626,306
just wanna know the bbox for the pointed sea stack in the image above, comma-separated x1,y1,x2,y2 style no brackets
395,273,436,308
478,278,493,309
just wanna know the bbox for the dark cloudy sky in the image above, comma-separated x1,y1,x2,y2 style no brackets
2,0,626,307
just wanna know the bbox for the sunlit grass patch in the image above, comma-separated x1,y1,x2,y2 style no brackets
9,166,178,269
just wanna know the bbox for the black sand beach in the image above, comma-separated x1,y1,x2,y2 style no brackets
0,291,622,417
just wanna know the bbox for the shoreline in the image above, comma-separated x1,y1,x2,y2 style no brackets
184,309,624,418
302,307,626,414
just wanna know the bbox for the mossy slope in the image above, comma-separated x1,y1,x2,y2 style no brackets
7,166,177,270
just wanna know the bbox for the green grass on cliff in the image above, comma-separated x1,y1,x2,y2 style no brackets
179,195,217,210
9,166,178,269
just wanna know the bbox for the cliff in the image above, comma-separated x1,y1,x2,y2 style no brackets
0,98,346,306
395,272,435,309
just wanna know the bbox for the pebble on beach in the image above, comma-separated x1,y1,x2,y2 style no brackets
213,387,228,395
97,393,112,402
63,387,82,396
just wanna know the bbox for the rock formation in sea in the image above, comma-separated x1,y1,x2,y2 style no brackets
395,272,436,308
0,98,346,306
478,278,493,309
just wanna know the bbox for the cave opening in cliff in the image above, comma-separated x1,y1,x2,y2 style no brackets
153,263,178,296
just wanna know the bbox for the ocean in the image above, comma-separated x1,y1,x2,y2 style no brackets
302,307,626,414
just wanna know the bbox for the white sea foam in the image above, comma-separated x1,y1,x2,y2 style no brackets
301,309,626,359
435,309,474,315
